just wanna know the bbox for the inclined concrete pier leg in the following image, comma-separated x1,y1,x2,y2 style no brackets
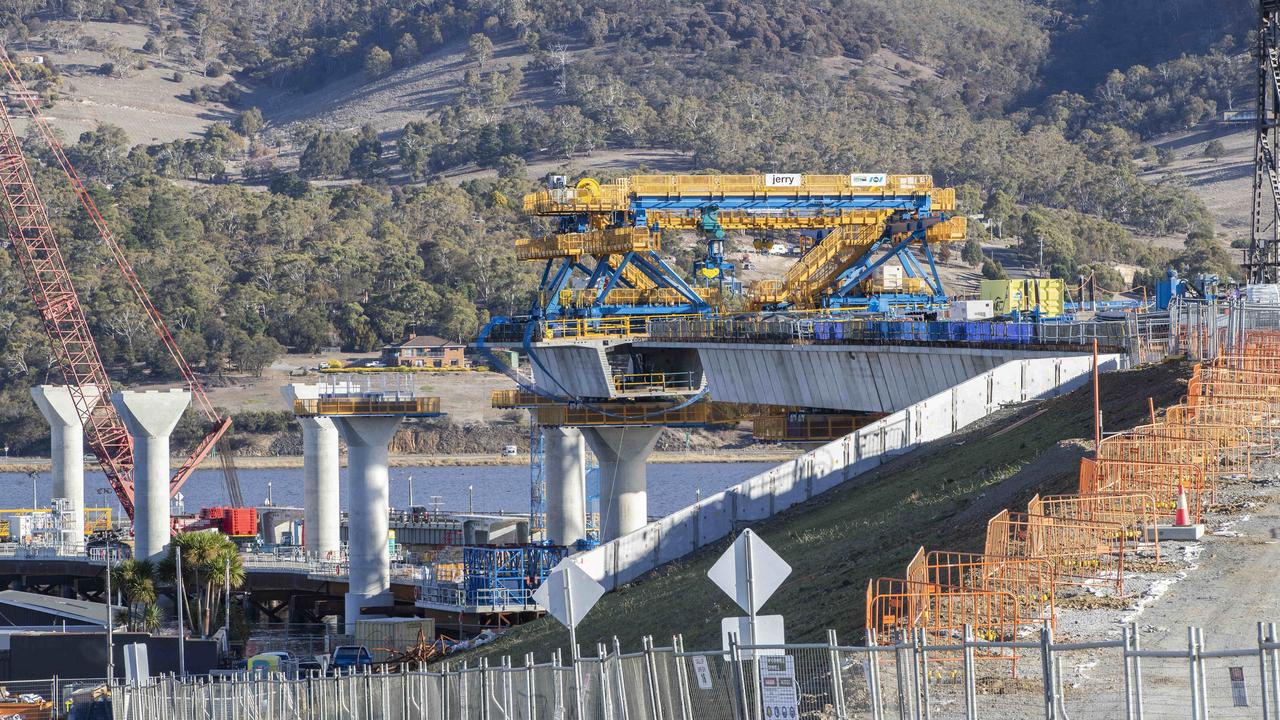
30,385,98,550
332,415,401,628
111,389,191,563
282,385,341,560
543,426,587,546
581,426,663,542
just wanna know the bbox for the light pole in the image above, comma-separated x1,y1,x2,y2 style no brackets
468,485,474,514
105,546,114,682
29,471,37,510
175,550,186,677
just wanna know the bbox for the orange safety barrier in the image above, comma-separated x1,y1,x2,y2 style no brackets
1098,434,1219,489
905,548,1055,629
1127,423,1252,476
1085,458,1210,523
864,577,1022,657
1165,403,1280,455
984,510,1126,592
1029,493,1160,551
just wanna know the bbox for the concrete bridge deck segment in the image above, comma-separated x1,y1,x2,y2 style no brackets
643,341,1093,412
525,337,1102,412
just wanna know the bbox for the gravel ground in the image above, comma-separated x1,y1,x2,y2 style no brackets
924,457,1280,718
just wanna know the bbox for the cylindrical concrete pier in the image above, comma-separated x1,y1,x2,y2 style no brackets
543,426,587,546
30,385,98,550
582,426,662,542
282,385,341,560
111,389,191,562
332,415,401,628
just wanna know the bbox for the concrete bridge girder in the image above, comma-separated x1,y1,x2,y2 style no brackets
530,339,1096,413
665,342,1089,413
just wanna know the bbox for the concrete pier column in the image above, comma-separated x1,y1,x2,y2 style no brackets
581,426,663,542
282,385,341,560
111,389,190,562
332,415,401,627
543,426,587,546
30,385,99,550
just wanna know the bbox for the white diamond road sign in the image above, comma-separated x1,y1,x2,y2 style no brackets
707,528,791,615
532,558,605,630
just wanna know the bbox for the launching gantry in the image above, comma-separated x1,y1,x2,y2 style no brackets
517,173,966,319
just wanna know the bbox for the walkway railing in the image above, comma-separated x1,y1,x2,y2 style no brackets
110,622,1280,720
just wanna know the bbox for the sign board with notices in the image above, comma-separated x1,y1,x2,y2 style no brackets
849,173,887,186
758,655,800,720
1230,666,1249,707
764,174,803,188
690,655,714,690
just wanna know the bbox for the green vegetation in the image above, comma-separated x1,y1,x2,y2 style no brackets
111,558,160,632
160,531,246,637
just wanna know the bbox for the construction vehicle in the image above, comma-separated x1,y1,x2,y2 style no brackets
518,173,965,320
0,46,244,519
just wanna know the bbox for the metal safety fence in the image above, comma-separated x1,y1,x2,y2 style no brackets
110,622,1280,720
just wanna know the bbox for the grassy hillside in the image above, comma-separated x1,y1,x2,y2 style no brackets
472,361,1192,659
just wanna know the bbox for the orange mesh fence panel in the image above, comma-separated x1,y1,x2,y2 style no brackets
1164,402,1280,455
983,510,1126,592
1213,354,1280,372
865,577,1021,654
1031,492,1161,560
1098,434,1218,493
1090,458,1209,522
905,548,1055,629
1128,423,1251,476
1079,457,1098,495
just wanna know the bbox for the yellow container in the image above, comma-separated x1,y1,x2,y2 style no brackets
979,278,1065,317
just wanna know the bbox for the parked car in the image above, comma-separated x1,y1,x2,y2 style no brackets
331,645,373,670
501,445,519,457
247,651,292,676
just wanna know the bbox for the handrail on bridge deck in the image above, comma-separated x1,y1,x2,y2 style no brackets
645,316,1169,353
294,397,441,417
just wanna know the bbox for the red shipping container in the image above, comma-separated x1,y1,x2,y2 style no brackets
201,507,228,521
223,508,258,537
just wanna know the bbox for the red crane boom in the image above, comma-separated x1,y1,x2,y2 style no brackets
0,45,240,518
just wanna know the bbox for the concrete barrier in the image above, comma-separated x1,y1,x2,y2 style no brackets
573,354,1121,589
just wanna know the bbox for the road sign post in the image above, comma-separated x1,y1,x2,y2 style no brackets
708,529,792,720
533,559,606,720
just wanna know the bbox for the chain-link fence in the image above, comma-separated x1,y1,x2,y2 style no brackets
107,621,1280,720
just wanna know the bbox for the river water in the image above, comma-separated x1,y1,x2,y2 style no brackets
0,462,778,519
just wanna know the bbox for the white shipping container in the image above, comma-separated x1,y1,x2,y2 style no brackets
948,300,994,321
1245,284,1280,305
871,265,903,290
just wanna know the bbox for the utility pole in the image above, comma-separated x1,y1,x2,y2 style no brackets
224,556,231,636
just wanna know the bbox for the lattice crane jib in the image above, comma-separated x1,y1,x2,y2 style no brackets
0,45,240,517
1250,1,1280,283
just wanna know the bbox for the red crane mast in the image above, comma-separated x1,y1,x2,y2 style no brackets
0,45,241,518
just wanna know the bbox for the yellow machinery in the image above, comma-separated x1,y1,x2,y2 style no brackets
0,507,113,540
979,279,1066,317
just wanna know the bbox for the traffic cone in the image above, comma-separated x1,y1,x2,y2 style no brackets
1174,484,1191,527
